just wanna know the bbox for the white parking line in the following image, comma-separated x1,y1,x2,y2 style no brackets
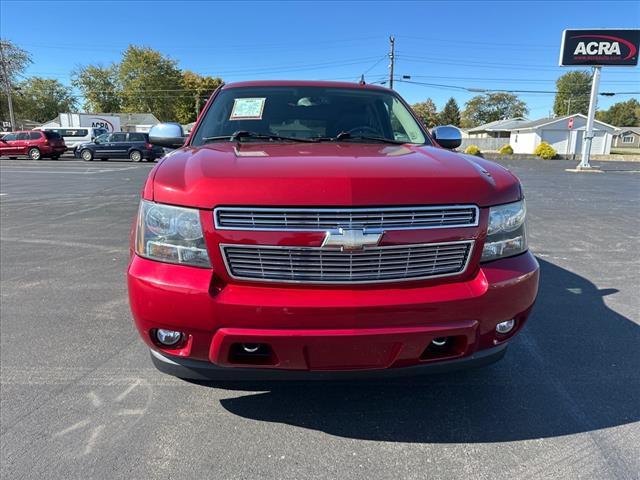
0,166,147,175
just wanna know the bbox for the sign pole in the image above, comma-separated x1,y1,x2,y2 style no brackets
578,66,601,169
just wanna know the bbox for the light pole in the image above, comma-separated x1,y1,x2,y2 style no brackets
579,66,601,169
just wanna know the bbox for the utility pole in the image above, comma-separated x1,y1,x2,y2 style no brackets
0,42,16,131
388,36,395,90
565,97,572,116
195,93,201,118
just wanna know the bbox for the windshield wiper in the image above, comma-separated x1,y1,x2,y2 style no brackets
313,131,406,145
202,131,314,144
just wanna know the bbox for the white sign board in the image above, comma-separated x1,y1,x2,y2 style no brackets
79,114,120,132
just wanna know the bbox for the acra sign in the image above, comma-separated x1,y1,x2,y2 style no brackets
559,28,639,170
560,29,640,66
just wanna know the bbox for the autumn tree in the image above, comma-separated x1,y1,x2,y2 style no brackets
411,99,438,128
174,71,223,124
553,71,591,116
596,98,640,127
118,46,182,120
72,64,121,112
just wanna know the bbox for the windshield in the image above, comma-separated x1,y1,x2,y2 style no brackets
191,86,429,146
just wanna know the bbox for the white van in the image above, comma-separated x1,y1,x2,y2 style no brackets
40,127,109,153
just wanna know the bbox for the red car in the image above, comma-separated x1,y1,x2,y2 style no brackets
128,80,539,380
0,130,67,160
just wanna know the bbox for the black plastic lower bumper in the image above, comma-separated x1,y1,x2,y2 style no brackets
150,343,508,381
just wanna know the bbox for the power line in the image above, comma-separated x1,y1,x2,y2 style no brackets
397,74,639,84
395,79,639,97
15,36,383,54
397,34,557,49
397,54,640,74
359,55,388,81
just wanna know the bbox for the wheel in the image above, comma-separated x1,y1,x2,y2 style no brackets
129,150,142,162
28,148,42,160
81,149,93,161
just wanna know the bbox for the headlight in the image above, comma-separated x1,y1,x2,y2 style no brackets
135,200,210,267
481,200,527,262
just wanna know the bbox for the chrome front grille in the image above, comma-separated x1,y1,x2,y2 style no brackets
221,241,474,284
214,206,479,231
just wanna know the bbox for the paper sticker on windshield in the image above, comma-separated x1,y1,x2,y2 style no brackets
230,98,266,120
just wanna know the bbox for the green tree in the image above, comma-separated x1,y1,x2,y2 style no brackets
595,99,640,127
411,98,438,128
553,71,591,116
0,39,32,123
0,39,32,85
72,64,121,112
14,77,76,122
438,97,461,126
118,45,182,120
174,70,223,124
461,92,528,128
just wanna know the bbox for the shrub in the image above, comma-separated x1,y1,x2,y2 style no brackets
498,144,514,155
534,142,557,160
464,144,482,156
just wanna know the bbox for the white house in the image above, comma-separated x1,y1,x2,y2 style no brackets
466,117,529,139
509,114,618,155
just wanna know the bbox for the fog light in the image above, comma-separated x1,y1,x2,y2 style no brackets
242,343,261,353
431,337,448,347
155,329,183,346
496,319,516,335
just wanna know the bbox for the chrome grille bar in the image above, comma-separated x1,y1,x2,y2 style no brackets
221,241,474,284
215,206,479,231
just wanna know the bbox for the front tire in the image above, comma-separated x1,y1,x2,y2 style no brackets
129,150,142,162
81,149,93,161
28,148,42,160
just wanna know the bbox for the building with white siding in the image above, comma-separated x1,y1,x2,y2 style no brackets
509,114,618,155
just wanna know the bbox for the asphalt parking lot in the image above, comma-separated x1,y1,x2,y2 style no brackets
1,157,638,480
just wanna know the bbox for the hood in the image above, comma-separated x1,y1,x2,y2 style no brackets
150,143,521,209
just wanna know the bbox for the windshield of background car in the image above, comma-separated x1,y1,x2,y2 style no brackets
56,129,89,137
191,86,429,146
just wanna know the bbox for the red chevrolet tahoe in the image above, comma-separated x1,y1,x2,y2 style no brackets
128,80,539,380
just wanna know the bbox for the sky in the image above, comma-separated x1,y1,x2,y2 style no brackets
1,0,639,118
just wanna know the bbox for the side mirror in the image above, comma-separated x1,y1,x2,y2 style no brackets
148,123,185,149
431,125,462,150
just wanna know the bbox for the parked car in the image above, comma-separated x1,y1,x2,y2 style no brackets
74,131,164,162
128,80,539,380
0,130,67,160
41,127,108,154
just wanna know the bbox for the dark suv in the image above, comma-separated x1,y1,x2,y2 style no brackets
75,132,164,162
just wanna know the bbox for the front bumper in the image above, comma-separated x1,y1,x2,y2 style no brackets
128,251,539,377
150,342,508,380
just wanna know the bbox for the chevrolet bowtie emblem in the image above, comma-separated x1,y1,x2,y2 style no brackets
322,228,383,251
